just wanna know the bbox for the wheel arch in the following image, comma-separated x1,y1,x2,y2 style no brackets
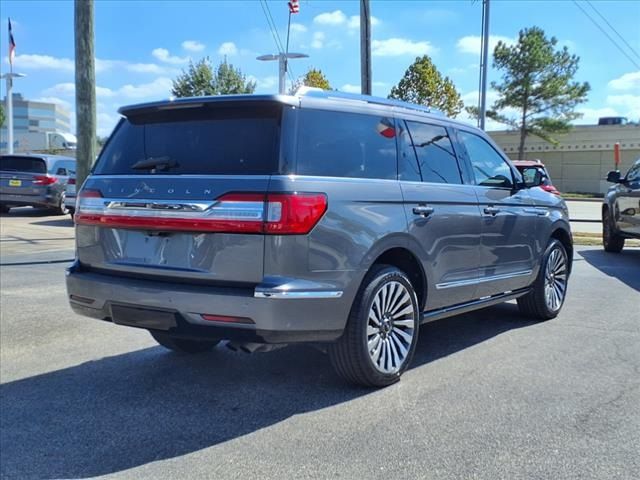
550,226,574,273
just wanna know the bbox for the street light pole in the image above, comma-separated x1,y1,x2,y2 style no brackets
360,0,372,95
479,0,491,130
1,72,26,154
257,53,309,94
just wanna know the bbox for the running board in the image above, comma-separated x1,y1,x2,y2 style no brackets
421,288,531,324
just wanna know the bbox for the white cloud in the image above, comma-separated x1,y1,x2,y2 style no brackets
247,75,279,92
97,112,121,137
372,38,437,57
346,15,381,29
290,23,307,33
456,35,514,55
34,96,72,112
573,107,620,125
152,48,188,65
608,71,640,91
311,32,326,49
118,77,173,99
341,84,361,93
126,62,179,75
606,94,640,114
313,10,347,25
43,83,76,96
11,53,74,72
218,42,238,56
182,40,205,52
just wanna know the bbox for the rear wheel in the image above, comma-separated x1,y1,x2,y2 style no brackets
150,331,220,354
51,192,69,216
518,239,569,320
603,209,625,253
329,265,420,387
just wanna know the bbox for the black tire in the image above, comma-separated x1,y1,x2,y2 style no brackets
0,205,10,214
602,208,625,253
68,208,75,220
518,239,569,321
51,192,69,216
329,264,420,388
150,331,220,354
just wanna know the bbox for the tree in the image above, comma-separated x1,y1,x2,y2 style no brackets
483,26,590,159
289,67,332,94
388,55,463,117
172,57,256,97
0,104,4,128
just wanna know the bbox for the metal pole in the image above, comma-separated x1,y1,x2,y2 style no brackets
6,75,13,154
360,0,372,95
479,0,490,130
278,54,286,94
74,0,96,188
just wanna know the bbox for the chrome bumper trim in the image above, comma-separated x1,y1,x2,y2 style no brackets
254,290,343,299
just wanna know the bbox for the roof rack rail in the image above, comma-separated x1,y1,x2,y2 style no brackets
295,86,443,117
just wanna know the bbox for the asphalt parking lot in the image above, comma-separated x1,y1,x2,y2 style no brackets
1,208,639,479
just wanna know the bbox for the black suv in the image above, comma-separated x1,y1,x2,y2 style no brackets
603,158,640,252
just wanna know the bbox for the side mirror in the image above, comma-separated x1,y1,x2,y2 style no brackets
524,170,544,188
606,170,622,183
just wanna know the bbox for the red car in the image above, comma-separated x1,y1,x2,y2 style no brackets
512,160,560,195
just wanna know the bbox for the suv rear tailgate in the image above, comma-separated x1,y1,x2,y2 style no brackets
75,101,283,285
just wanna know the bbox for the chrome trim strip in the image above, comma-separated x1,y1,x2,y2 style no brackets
435,270,533,290
254,290,343,299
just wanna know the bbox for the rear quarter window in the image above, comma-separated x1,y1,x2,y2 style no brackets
93,105,281,175
0,156,47,174
295,109,397,180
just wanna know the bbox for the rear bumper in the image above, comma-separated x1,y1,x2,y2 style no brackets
0,192,59,208
65,261,349,343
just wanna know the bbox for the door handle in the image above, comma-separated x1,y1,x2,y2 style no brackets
483,206,500,216
413,205,434,217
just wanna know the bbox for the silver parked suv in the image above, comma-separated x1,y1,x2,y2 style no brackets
66,90,573,387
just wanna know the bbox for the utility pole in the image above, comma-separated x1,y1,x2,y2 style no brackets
360,0,372,95
478,0,490,130
74,0,96,188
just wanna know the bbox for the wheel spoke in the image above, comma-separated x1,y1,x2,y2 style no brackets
368,334,381,352
388,336,400,369
391,332,409,359
367,325,379,336
392,304,414,319
368,312,381,326
390,290,410,316
393,326,413,343
380,286,388,314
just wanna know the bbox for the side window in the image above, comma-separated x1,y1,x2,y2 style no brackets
405,121,461,184
398,121,421,182
296,109,397,180
458,130,514,189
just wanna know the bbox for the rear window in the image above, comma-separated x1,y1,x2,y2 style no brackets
0,156,47,174
93,104,281,175
296,109,397,180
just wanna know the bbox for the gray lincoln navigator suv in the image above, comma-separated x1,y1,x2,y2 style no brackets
66,89,573,387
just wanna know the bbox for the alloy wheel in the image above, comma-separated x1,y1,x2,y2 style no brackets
544,247,568,312
367,281,416,374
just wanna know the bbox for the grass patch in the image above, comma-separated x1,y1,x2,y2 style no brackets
562,192,604,200
572,232,640,247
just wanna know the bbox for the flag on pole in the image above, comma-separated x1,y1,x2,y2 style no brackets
8,18,16,66
288,0,299,14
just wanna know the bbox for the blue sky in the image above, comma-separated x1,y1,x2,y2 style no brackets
1,0,639,136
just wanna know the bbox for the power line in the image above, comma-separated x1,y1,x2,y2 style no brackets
585,0,640,61
258,0,296,85
572,0,640,69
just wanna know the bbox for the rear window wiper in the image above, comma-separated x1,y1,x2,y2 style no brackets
131,156,178,171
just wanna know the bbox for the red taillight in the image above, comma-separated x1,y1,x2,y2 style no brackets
74,191,328,235
540,185,561,195
68,178,76,185
264,193,328,234
32,175,57,186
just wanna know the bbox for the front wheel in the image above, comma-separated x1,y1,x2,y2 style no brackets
518,239,569,320
603,209,625,253
150,331,220,354
329,265,420,387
